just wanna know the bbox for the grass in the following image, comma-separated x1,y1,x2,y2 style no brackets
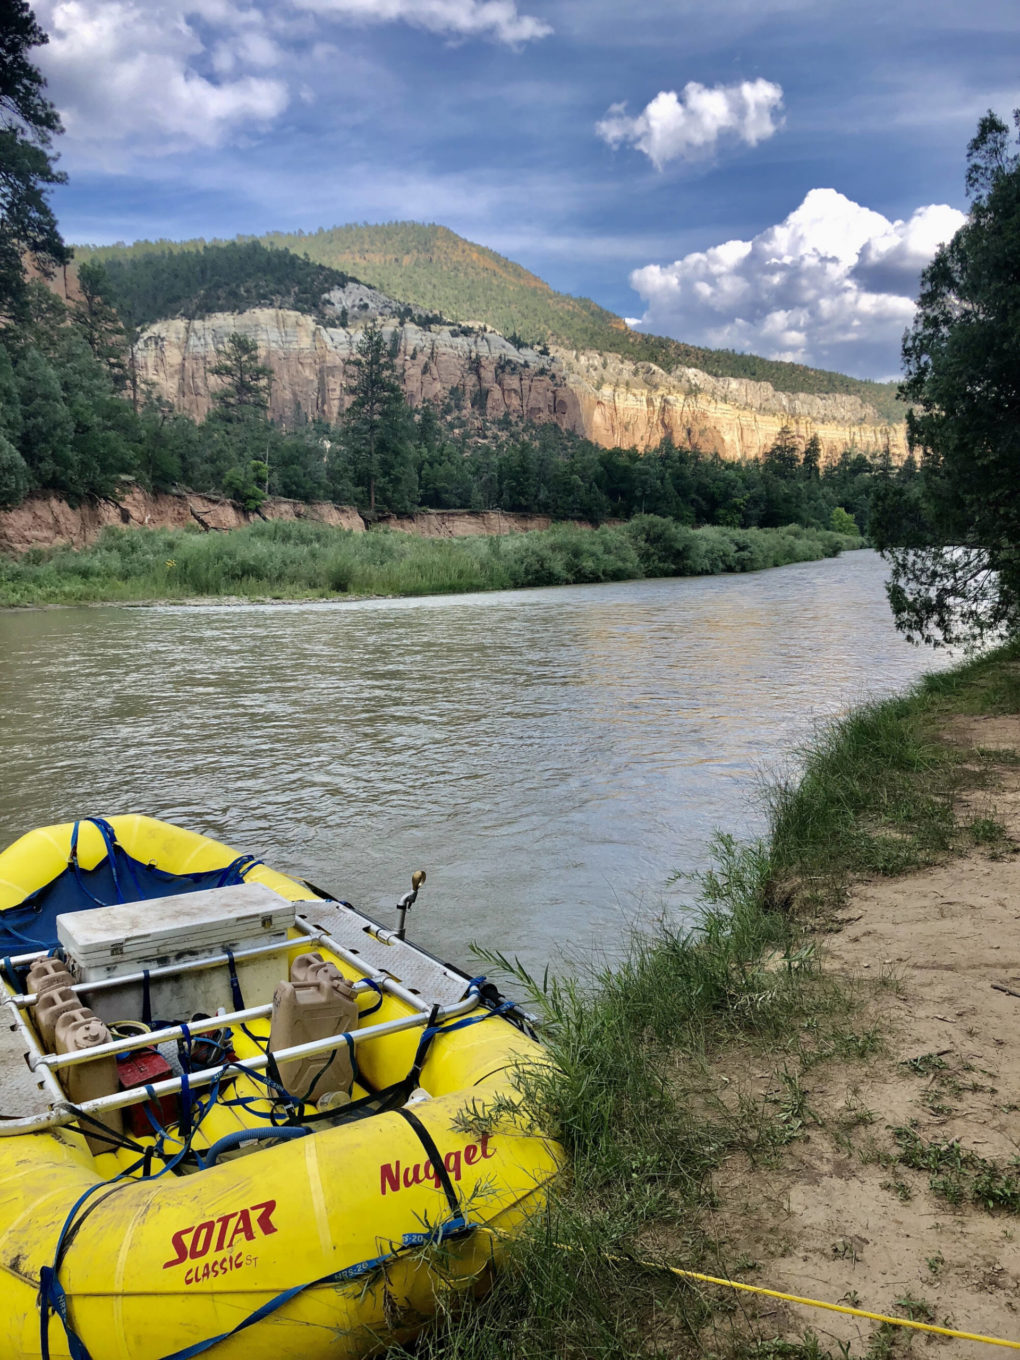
891,1128,1020,1212
767,637,1020,909
0,516,861,607
382,635,1020,1359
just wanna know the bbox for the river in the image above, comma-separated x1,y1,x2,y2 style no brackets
0,550,954,975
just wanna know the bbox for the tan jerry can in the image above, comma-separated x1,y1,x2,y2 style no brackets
25,958,75,997
35,984,83,1051
269,955,359,1103
54,1009,124,1153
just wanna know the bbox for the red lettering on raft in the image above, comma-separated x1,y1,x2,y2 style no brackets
163,1199,278,1269
380,1137,495,1195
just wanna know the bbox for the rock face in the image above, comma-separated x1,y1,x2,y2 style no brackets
384,509,559,537
132,305,906,465
560,352,909,463
134,310,579,432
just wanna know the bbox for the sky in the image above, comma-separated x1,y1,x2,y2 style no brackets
29,0,1020,381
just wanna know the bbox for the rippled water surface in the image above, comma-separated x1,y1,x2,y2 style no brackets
0,552,954,972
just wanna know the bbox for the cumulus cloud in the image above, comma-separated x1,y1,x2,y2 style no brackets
291,0,552,44
596,79,784,169
32,1,289,157
851,203,969,296
628,189,967,379
30,0,548,160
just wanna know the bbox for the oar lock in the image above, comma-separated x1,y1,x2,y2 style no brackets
395,870,427,941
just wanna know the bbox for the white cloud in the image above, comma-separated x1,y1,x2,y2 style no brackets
290,0,552,44
852,203,969,296
628,189,968,378
32,1,289,157
596,79,784,170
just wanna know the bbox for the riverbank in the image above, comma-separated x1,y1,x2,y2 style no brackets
0,517,860,606
416,639,1020,1359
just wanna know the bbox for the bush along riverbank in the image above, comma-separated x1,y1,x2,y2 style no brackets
0,516,860,606
408,639,1020,1360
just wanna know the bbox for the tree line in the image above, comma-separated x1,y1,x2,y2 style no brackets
0,274,902,536
10,0,1016,652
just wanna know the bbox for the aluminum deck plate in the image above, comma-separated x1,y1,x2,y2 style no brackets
0,1004,53,1119
295,900,473,1008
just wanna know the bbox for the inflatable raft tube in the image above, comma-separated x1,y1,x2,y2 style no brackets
0,816,563,1360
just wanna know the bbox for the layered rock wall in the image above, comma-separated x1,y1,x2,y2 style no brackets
132,306,906,465
558,352,908,463
134,311,579,432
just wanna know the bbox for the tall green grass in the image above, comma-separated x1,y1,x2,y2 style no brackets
0,516,860,606
769,636,1020,898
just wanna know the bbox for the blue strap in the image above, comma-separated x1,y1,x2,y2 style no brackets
89,820,125,904
67,819,119,907
155,1216,475,1360
216,855,261,886
39,1266,93,1360
224,948,245,1012
197,1124,311,1170
178,1027,193,1136
358,978,383,1018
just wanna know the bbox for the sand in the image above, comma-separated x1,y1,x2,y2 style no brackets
700,714,1020,1357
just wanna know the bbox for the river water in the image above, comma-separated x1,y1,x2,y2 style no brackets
0,551,952,974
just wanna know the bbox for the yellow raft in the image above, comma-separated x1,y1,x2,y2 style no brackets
0,816,561,1360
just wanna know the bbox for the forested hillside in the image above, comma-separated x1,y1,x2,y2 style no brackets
78,224,904,421
97,241,357,330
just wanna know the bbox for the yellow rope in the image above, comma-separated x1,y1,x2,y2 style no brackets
482,1228,1020,1350
631,1258,1020,1350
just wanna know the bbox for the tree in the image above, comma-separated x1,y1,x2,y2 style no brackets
0,429,27,506
73,260,130,393
341,323,416,514
0,1,71,319
829,506,859,536
14,344,73,490
875,110,1020,646
802,434,822,480
210,332,272,420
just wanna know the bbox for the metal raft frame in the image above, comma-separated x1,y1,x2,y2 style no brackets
0,902,480,1137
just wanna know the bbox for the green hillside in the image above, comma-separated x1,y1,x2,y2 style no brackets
79,224,904,421
92,240,358,329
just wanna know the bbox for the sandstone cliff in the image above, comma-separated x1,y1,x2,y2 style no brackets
132,297,906,466
134,307,578,432
559,351,909,463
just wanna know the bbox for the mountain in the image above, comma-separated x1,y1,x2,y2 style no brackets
79,223,904,423
75,238,907,463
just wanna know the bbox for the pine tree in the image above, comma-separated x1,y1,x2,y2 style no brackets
15,345,73,490
73,260,130,393
0,1,71,319
875,110,1020,645
0,429,27,506
343,323,416,514
210,332,272,420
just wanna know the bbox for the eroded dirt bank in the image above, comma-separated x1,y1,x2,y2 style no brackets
0,490,575,556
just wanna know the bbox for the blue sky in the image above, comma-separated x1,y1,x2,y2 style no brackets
31,0,1019,380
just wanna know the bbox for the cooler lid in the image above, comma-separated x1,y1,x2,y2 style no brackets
56,882,295,966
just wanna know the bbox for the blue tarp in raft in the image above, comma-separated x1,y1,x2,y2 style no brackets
0,818,258,956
